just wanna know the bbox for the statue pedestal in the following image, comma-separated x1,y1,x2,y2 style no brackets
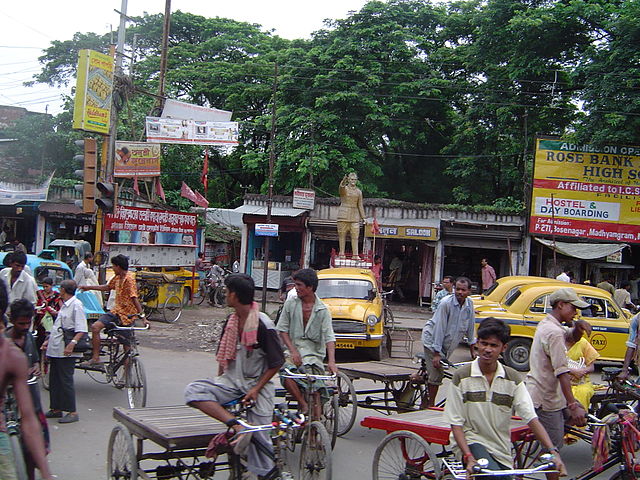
334,256,373,268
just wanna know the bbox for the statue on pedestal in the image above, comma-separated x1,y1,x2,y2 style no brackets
337,172,365,258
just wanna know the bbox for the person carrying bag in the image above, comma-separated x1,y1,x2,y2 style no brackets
42,279,88,424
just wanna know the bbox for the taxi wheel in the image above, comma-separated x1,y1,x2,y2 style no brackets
504,338,531,371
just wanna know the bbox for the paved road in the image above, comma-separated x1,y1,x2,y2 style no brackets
41,342,607,479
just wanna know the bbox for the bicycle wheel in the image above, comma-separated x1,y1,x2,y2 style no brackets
193,282,207,305
214,285,227,307
40,354,50,391
383,305,395,330
335,371,357,437
373,430,441,480
107,424,138,480
300,421,332,480
322,393,339,449
274,432,293,478
10,433,28,480
125,357,147,408
162,294,183,323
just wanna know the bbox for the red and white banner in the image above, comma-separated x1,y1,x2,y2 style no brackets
104,206,197,236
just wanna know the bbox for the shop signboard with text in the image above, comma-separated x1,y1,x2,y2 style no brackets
255,224,279,237
293,188,315,209
104,206,197,237
114,142,161,177
364,223,438,241
72,49,113,134
530,136,640,243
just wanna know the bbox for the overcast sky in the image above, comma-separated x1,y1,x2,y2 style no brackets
0,0,369,115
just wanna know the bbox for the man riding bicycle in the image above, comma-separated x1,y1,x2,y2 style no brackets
277,268,338,418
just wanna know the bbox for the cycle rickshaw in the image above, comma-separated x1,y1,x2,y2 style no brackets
136,270,184,323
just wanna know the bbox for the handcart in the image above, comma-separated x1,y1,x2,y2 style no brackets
135,270,184,323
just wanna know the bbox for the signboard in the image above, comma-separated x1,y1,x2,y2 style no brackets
530,136,640,243
104,206,197,237
146,117,239,146
364,223,438,241
606,251,623,263
255,224,279,237
114,142,161,177
293,188,316,210
0,174,53,205
72,49,113,134
161,99,232,122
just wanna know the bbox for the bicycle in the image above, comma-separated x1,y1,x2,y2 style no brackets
381,290,395,330
281,368,335,478
43,317,149,408
4,375,39,480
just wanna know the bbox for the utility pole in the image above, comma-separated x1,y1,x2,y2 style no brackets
261,63,278,312
157,0,171,112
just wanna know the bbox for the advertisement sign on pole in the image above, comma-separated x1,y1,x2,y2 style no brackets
72,49,114,135
255,224,279,237
114,142,161,177
529,136,640,243
145,117,239,146
293,188,316,210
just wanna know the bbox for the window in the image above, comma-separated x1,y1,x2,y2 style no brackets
34,267,71,286
529,294,550,314
317,279,373,300
581,297,606,319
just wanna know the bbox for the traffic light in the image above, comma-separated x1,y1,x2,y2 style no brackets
73,138,97,214
95,181,117,213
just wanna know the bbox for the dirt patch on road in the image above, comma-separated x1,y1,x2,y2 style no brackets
138,301,283,353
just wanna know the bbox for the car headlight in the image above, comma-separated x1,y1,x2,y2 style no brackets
367,315,379,327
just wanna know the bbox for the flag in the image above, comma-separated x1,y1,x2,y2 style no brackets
201,148,209,194
133,176,140,195
372,217,380,235
194,189,209,208
180,181,198,203
156,177,166,202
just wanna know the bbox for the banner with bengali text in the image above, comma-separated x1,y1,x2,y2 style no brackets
114,142,161,177
104,206,197,236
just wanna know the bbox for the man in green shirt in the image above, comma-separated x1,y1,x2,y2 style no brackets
277,268,337,417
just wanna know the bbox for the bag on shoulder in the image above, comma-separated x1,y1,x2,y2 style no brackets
60,328,91,353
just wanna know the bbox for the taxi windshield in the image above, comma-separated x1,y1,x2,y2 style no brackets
34,266,71,286
317,278,373,300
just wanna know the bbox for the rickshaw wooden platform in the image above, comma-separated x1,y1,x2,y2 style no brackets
113,405,227,451
339,359,420,383
361,407,531,446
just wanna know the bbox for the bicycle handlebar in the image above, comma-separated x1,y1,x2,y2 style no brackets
282,368,336,381
235,414,305,433
471,455,556,476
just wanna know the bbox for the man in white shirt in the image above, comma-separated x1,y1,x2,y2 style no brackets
0,251,37,304
74,253,103,306
555,267,570,283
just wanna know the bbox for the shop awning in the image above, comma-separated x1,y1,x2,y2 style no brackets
234,205,306,217
534,238,629,260
39,203,83,214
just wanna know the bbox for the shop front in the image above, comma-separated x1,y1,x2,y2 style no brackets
0,202,39,253
37,203,95,252
236,204,308,289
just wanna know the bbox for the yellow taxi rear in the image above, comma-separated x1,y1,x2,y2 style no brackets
471,275,567,311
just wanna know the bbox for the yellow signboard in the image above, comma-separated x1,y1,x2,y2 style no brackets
365,223,439,241
72,49,113,135
530,136,640,243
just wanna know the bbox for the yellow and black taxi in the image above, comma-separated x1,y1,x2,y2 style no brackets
316,267,385,360
471,275,567,311
476,282,633,371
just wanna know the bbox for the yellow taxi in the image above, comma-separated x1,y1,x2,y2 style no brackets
316,267,385,360
476,282,633,371
471,275,567,311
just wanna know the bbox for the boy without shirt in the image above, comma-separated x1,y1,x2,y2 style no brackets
445,317,566,479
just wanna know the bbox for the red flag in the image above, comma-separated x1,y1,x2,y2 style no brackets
201,148,209,194
133,176,140,195
194,190,209,208
180,181,198,203
372,217,380,235
156,177,166,202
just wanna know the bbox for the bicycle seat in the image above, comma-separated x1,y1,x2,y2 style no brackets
602,367,623,380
